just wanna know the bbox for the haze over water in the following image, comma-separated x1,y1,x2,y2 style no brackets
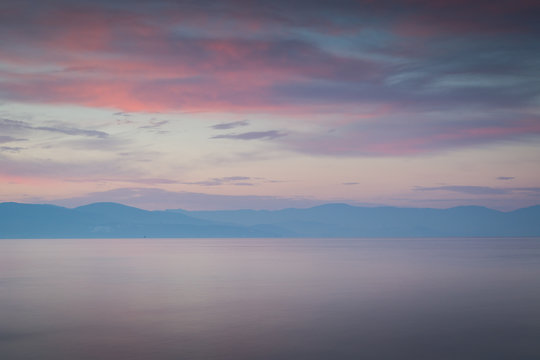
1,238,540,360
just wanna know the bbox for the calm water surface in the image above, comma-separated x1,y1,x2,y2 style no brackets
1,238,540,360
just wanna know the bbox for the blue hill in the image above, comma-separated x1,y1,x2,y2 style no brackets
0,202,285,238
1,202,539,238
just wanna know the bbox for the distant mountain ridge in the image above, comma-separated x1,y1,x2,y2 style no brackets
1,202,539,238
0,202,282,238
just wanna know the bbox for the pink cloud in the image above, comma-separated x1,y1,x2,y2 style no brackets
1,0,538,155
1,30,380,113
284,117,540,156
0,1,389,113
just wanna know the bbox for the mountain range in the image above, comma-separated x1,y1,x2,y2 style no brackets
1,202,539,238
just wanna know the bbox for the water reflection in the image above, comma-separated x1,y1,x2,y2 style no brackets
1,238,540,359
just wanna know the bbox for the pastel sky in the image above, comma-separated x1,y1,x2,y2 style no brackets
1,0,539,210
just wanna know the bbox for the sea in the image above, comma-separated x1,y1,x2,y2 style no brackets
1,238,539,360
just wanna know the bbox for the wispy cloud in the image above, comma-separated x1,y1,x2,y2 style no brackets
0,146,24,153
139,119,169,129
0,118,108,138
0,153,141,179
281,114,540,156
211,120,249,130
183,176,254,186
180,176,284,187
212,130,287,140
497,176,515,181
220,176,251,181
0,135,26,144
414,185,540,196
415,186,510,195
65,177,180,185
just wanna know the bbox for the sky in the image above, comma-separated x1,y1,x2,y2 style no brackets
1,0,539,210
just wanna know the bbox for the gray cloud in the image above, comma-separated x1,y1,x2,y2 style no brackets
65,177,180,185
415,186,511,195
497,176,515,181
183,176,253,186
36,125,107,138
211,120,249,130
44,132,130,152
343,182,360,185
0,135,26,144
0,146,24,153
221,176,250,181
212,130,287,140
414,185,540,196
139,119,169,129
279,111,540,157
0,153,140,179
0,118,108,138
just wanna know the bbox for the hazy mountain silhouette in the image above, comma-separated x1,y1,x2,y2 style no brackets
170,203,540,237
1,202,539,238
0,202,285,238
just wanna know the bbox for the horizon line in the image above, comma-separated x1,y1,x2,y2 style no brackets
1,200,538,213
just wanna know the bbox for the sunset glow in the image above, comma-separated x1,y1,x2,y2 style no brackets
1,0,539,210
